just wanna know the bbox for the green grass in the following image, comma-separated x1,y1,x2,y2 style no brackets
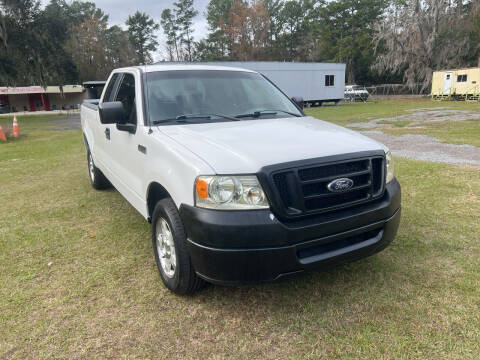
1,113,480,359
384,119,480,147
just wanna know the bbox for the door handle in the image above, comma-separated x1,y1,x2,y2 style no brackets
105,128,110,140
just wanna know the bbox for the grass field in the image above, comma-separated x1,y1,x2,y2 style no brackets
1,105,480,359
305,98,480,125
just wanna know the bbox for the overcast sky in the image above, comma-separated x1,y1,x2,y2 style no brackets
41,0,211,61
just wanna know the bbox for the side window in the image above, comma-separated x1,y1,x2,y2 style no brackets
115,73,137,125
325,75,335,87
103,73,120,102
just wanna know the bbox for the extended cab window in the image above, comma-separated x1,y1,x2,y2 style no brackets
103,73,120,102
115,73,137,125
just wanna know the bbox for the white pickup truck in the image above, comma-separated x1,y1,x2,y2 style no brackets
81,65,401,295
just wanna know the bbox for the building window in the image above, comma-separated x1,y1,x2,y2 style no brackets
325,75,335,87
457,74,467,82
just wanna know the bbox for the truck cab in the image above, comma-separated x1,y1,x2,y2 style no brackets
81,65,400,294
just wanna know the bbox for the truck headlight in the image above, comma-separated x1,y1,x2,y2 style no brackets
195,175,269,210
386,151,395,183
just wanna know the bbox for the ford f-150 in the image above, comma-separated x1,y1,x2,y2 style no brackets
80,65,401,294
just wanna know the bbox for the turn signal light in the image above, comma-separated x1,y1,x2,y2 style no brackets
196,179,208,199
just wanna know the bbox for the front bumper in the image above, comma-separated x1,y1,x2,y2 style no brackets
180,179,401,284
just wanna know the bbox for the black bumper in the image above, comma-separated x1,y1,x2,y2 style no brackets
180,179,401,284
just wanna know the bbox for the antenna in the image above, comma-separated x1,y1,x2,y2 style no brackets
144,63,153,134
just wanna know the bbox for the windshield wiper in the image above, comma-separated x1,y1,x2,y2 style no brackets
235,109,301,119
152,113,239,124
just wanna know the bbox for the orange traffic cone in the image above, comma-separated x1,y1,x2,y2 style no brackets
13,114,19,138
0,126,6,141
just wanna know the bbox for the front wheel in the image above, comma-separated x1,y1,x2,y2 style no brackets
152,198,205,295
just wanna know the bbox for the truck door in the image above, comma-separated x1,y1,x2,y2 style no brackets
443,72,453,95
106,72,147,212
93,73,121,175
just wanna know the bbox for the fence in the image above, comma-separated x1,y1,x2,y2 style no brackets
364,83,429,96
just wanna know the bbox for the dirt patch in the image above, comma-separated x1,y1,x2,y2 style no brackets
350,107,480,129
362,131,480,166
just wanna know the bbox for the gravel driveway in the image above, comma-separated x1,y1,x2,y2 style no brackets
347,107,480,167
362,131,480,166
350,107,480,129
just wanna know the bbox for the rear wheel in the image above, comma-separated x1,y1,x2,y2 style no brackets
152,198,205,295
87,150,111,190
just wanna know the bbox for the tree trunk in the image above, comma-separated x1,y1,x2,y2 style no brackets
186,28,192,61
347,59,355,84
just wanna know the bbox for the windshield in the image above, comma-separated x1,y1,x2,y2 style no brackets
352,85,364,90
145,70,302,124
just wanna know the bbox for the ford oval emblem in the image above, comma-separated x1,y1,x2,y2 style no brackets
327,178,354,192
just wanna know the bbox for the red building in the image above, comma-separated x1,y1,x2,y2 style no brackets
0,85,84,113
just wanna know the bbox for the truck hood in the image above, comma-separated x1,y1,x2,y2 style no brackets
158,116,386,174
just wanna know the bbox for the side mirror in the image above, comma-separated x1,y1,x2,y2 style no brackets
291,96,304,109
98,101,125,125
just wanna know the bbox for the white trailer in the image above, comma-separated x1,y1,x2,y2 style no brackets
155,61,346,107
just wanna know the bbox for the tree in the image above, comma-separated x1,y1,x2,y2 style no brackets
160,8,180,61
206,0,235,31
317,0,387,84
0,0,78,86
218,0,270,60
261,0,283,58
174,0,198,61
204,0,235,58
277,0,307,61
373,0,480,90
105,25,138,69
65,8,110,81
65,1,138,82
126,11,159,64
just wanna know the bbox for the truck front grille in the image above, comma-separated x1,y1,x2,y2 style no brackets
268,156,385,218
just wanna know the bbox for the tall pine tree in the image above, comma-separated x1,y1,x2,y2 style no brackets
174,0,198,61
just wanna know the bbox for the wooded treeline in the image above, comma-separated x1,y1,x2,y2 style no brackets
1,0,479,90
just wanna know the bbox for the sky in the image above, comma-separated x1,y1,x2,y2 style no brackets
41,0,211,61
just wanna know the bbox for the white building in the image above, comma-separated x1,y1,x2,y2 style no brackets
155,61,346,106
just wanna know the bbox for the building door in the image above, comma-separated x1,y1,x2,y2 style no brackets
28,93,44,111
443,72,453,95
28,94,37,111
0,94,9,113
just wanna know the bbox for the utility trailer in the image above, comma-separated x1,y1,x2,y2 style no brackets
155,61,346,107
431,67,480,101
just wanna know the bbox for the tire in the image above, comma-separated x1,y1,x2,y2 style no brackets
87,150,111,190
152,198,205,295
